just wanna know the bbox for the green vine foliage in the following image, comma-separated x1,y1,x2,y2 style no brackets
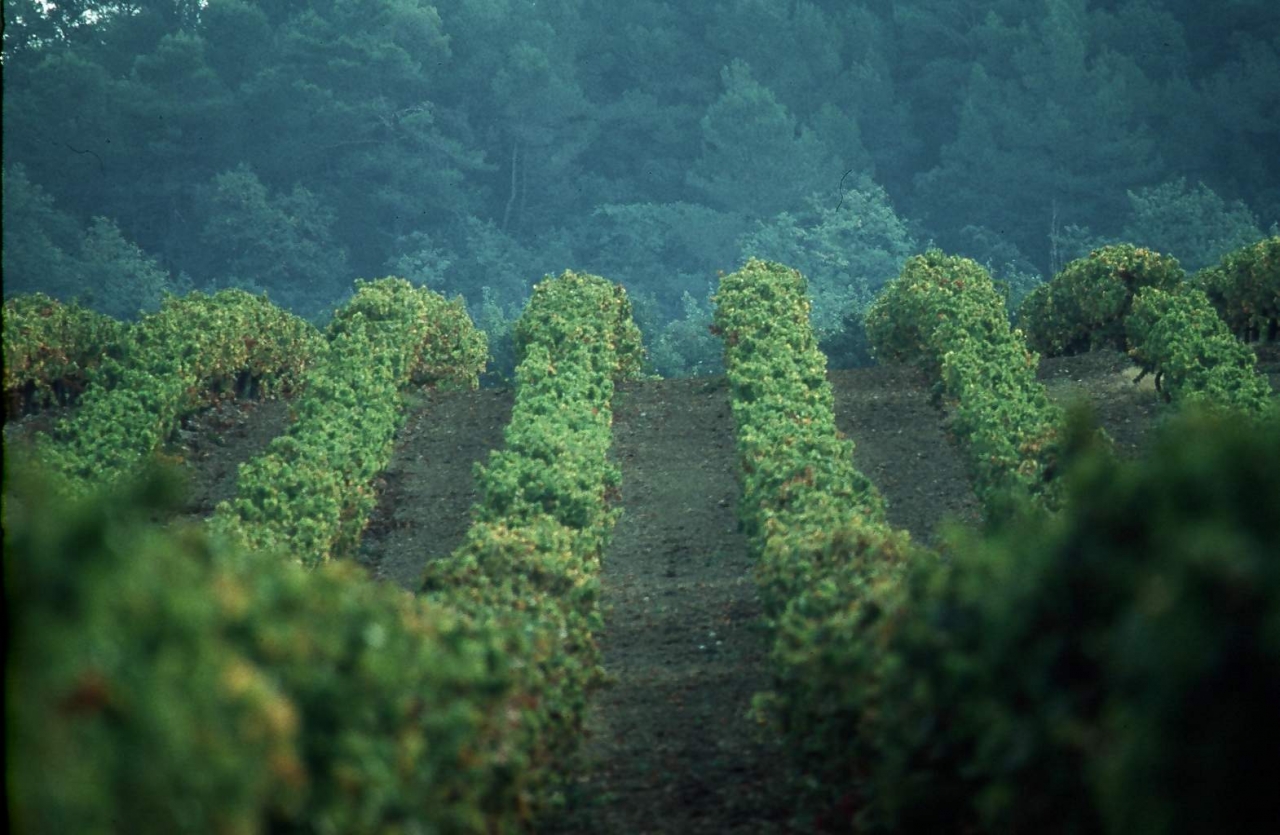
1126,286,1272,414
1195,236,1280,342
851,407,1280,834
1015,240,1273,416
214,278,487,567
5,461,523,834
326,276,490,389
866,250,1065,519
1018,244,1185,357
713,258,930,825
37,289,321,495
421,270,643,821
3,293,127,413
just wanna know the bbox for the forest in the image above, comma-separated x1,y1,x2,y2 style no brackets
4,0,1279,374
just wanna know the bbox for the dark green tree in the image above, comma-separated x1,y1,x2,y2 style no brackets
2,166,88,302
196,166,350,320
688,60,836,218
915,0,1160,269
1123,179,1265,272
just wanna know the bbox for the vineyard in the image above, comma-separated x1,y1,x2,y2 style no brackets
5,241,1280,834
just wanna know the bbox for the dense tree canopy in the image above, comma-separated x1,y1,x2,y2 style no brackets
4,0,1277,364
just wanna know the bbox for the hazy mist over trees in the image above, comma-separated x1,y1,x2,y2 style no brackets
4,0,1278,374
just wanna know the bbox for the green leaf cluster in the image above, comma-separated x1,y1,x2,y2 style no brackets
1018,244,1185,357
712,258,930,823
421,270,642,821
214,278,487,567
867,250,1064,518
326,276,490,390
512,270,647,380
5,462,521,834
3,293,127,412
847,408,1280,834
1126,286,1272,414
1014,240,1272,416
37,289,320,495
1195,235,1280,342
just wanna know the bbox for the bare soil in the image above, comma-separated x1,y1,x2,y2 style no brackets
1037,348,1164,456
548,376,794,834
830,363,983,544
356,386,513,590
171,398,292,518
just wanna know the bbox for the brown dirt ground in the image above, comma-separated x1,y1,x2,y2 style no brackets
548,376,795,835
1037,345,1279,456
830,363,983,544
170,397,292,518
1037,348,1164,456
356,386,513,590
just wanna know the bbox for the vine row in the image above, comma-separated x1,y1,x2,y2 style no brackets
3,293,127,414
35,289,320,495
420,270,646,823
866,250,1065,520
713,258,929,826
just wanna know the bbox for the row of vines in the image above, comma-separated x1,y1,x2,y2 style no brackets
22,289,321,495
419,270,645,818
210,278,486,565
716,247,1278,833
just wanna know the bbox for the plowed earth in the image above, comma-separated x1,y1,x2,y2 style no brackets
10,345,1277,834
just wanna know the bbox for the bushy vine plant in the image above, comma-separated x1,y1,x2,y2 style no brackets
1016,241,1272,416
3,293,127,414
5,460,523,834
1126,286,1271,414
866,250,1065,519
713,258,930,825
1018,244,1185,357
214,278,487,566
850,407,1280,834
1195,235,1279,342
718,259,1280,835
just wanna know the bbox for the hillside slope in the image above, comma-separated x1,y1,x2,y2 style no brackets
28,343,1263,831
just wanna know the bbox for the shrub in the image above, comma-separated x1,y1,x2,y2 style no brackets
1195,236,1280,342
1018,244,1185,357
214,278,486,566
3,293,127,413
37,289,320,495
853,407,1280,834
5,461,523,834
713,258,930,823
422,270,643,818
1126,286,1271,414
